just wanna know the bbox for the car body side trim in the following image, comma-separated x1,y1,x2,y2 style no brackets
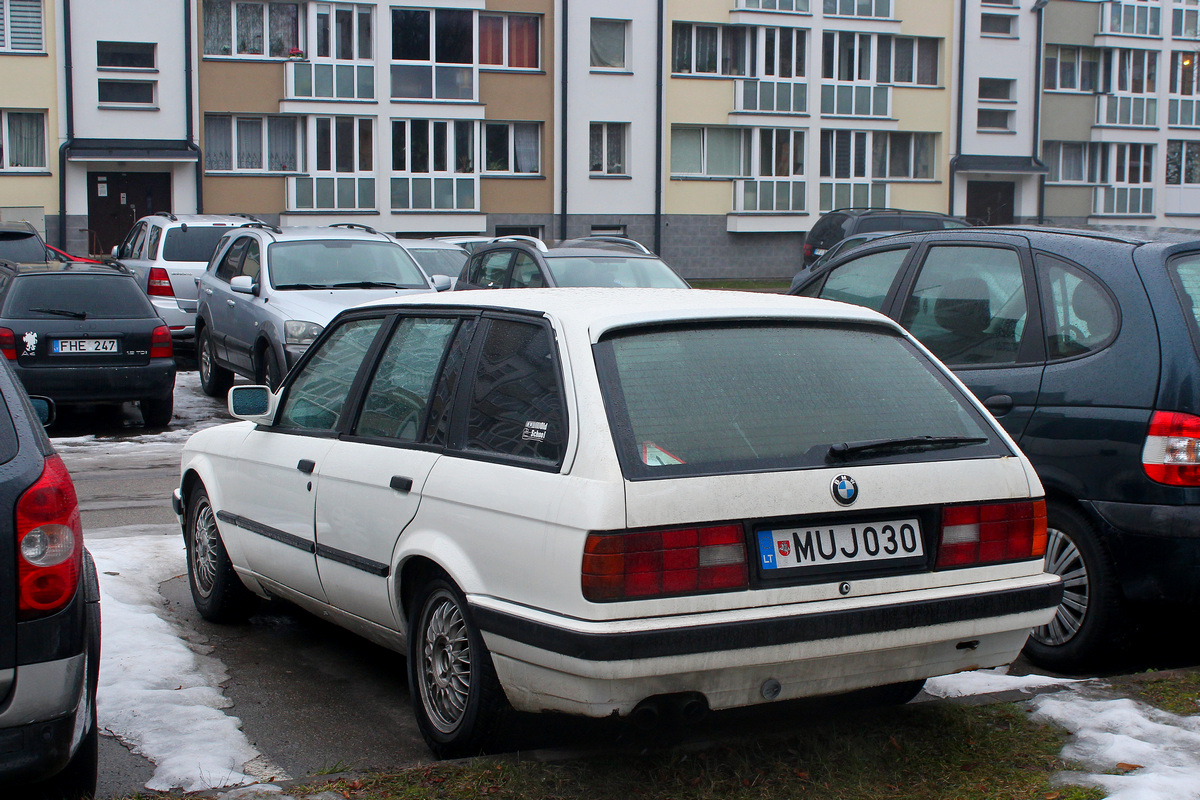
471,582,1062,662
315,544,390,577
215,510,315,554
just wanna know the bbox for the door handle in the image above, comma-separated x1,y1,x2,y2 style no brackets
390,476,414,493
204,287,213,295
297,459,316,474
983,394,1014,416
226,299,237,307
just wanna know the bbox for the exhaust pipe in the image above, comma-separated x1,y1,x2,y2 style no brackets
678,695,709,724
630,699,662,730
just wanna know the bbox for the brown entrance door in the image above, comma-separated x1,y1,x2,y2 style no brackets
87,172,172,254
965,180,1016,226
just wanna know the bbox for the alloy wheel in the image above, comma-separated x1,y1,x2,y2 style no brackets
190,499,220,598
1031,527,1090,646
418,590,473,734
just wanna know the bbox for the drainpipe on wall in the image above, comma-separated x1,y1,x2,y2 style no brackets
57,0,75,249
184,0,204,213
1033,0,1047,223
654,0,664,255
949,0,968,217
558,0,568,242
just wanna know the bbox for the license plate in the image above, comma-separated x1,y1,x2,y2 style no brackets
757,518,923,572
52,338,118,354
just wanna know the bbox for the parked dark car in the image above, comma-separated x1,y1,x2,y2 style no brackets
791,226,1200,671
0,360,100,799
0,221,53,264
456,236,689,290
0,261,176,427
802,209,970,266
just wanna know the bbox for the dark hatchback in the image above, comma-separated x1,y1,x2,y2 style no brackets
0,359,100,799
0,262,176,427
791,227,1200,671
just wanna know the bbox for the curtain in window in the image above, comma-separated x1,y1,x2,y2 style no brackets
590,20,625,68
888,132,911,177
588,124,603,172
672,23,692,73
670,127,702,173
203,0,232,54
237,117,263,169
509,16,538,68
913,133,933,179
236,3,263,55
707,128,743,176
268,117,296,171
696,26,717,73
6,112,43,168
606,124,624,173
514,123,538,173
268,3,298,57
204,115,233,170
894,38,914,82
1061,143,1085,181
479,15,503,65
917,38,938,85
1187,141,1200,184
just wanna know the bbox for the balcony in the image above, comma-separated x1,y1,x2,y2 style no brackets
390,176,478,212
819,181,886,212
290,176,376,211
1093,185,1153,215
289,60,375,100
1096,94,1158,128
1169,97,1200,127
734,179,806,212
820,84,889,118
735,79,808,114
1100,2,1162,36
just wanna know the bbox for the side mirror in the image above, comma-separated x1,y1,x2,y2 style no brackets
228,385,278,424
431,274,453,292
110,246,120,259
29,395,55,427
230,275,257,295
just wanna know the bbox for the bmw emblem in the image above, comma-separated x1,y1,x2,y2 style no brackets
831,475,858,506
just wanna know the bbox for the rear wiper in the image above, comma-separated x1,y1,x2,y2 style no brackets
827,435,989,461
29,307,86,319
329,281,406,289
274,283,333,290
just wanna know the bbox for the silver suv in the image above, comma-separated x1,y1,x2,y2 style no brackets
195,223,443,395
114,213,252,345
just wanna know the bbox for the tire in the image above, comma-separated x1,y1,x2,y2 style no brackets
197,327,234,398
1023,501,1126,672
141,392,173,428
408,576,506,758
185,484,255,623
256,344,283,391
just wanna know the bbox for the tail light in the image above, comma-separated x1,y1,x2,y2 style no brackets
803,242,814,260
935,499,1047,569
0,327,15,360
150,325,173,359
1142,411,1200,486
17,455,82,620
582,524,748,602
147,267,175,297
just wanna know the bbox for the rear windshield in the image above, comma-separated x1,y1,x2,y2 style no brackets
544,256,688,288
0,232,47,263
161,226,233,262
1167,251,1200,342
407,247,468,278
857,216,944,234
595,322,1006,480
268,240,429,289
4,274,156,319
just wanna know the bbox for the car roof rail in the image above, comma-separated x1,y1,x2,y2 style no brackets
329,222,381,235
238,221,283,235
492,235,548,252
152,211,179,222
570,236,654,254
229,213,263,222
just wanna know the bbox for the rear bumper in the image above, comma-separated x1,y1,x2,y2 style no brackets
473,575,1062,716
149,297,196,342
14,360,176,404
0,655,87,784
1088,499,1200,604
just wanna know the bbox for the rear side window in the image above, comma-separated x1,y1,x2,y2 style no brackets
215,238,249,282
355,316,458,442
0,232,46,263
858,216,941,234
408,247,468,278
278,317,384,430
162,226,232,262
4,275,156,319
1167,251,1200,347
510,252,546,288
1039,255,1118,359
596,323,1004,480
469,250,513,288
463,318,566,465
814,247,910,311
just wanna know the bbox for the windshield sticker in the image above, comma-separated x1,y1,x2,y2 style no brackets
641,442,685,466
523,421,548,442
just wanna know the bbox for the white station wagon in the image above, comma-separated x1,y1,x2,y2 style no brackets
174,288,1061,757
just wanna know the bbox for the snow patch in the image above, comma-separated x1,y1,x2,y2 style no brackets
925,666,1082,698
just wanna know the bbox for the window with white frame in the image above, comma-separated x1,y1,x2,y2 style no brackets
872,132,935,179
670,126,751,177
823,32,938,85
202,1,300,57
0,0,43,52
981,14,1016,36
314,4,372,60
98,80,156,106
1094,142,1154,214
819,129,886,209
0,110,45,170
390,118,476,211
1102,47,1159,94
671,23,753,76
1167,140,1200,183
292,116,374,210
823,0,890,19
591,19,628,70
1043,45,1101,91
762,27,805,78
1174,0,1200,38
979,77,1015,100
480,13,539,69
97,41,155,69
758,128,804,177
390,8,473,100
204,115,300,172
977,108,1012,130
590,122,627,175
1171,51,1200,94
822,31,873,82
1044,141,1104,182
741,0,810,11
1103,0,1161,36
484,122,539,173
